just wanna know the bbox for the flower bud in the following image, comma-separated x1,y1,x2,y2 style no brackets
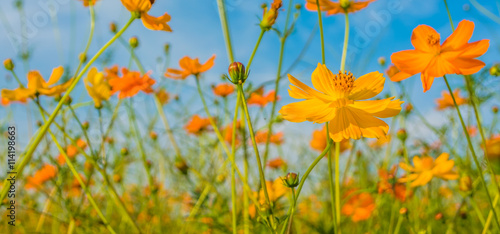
82,121,89,130
79,53,87,63
404,103,413,113
397,129,407,142
175,157,189,175
435,212,443,220
64,96,72,105
164,43,170,54
216,174,226,184
490,64,500,76
36,120,42,127
459,175,472,192
110,22,117,33
129,36,139,48
3,59,14,71
378,57,386,66
260,0,282,31
84,161,93,172
282,172,299,188
121,147,129,156
228,62,246,84
113,174,122,183
295,4,302,10
399,207,408,215
493,106,499,114
150,131,158,140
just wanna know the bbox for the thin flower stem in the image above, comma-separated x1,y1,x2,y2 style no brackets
334,141,341,232
340,13,349,72
285,188,297,234
68,106,95,157
0,15,137,203
241,109,251,234
328,148,336,232
216,0,235,63
237,84,275,228
443,75,500,231
35,102,116,234
263,0,294,167
72,6,95,78
443,0,455,30
280,140,333,233
246,30,265,72
230,94,241,234
153,95,183,158
483,194,500,234
316,0,325,64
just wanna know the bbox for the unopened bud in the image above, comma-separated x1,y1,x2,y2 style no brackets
79,53,87,63
150,131,158,140
405,103,413,113
36,120,42,127
3,59,14,71
121,147,129,156
113,174,122,183
216,174,226,183
397,129,407,142
110,22,117,33
164,43,170,54
129,37,139,48
493,106,499,114
82,121,89,130
282,172,299,188
490,64,500,76
435,212,443,220
399,207,408,215
259,203,271,217
228,62,246,84
295,4,302,10
261,3,267,9
64,96,72,105
175,158,189,175
378,57,386,66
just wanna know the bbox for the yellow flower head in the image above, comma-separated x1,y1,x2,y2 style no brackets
398,153,459,187
120,0,172,32
279,63,403,142
84,67,111,108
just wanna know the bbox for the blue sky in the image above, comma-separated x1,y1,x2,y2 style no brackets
1,0,499,149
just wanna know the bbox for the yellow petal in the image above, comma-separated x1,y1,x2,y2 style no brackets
311,63,337,97
349,97,403,118
288,74,332,102
328,107,389,142
279,98,336,123
410,171,433,187
46,66,64,86
348,71,385,101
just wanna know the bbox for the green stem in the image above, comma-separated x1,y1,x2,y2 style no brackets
237,84,275,228
340,13,349,72
73,5,95,78
316,0,325,64
246,30,265,72
216,0,235,63
443,75,500,231
153,95,182,158
334,141,341,232
230,94,241,234
0,15,137,203
443,0,455,30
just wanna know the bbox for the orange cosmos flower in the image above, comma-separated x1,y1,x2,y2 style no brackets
223,120,242,145
484,135,500,160
398,153,459,187
261,0,283,30
391,20,489,92
267,157,286,169
164,55,216,79
2,67,71,102
279,63,403,142
57,139,87,165
310,126,351,152
255,131,284,145
341,190,376,222
247,88,279,107
305,0,375,15
120,0,172,32
212,83,235,97
435,89,467,110
185,115,211,135
78,0,98,7
377,166,411,202
109,68,155,99
104,65,120,80
467,125,477,137
25,164,58,190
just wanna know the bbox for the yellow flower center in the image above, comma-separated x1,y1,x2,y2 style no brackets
333,71,355,95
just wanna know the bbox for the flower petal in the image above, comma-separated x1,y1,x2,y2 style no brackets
348,71,384,101
328,107,389,142
287,74,332,102
199,55,216,73
350,97,403,118
411,25,441,53
47,66,64,86
441,20,474,50
391,49,433,76
279,98,336,123
311,63,337,96
141,13,172,32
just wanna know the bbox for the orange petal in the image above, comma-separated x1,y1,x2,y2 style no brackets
441,20,474,50
199,55,216,73
350,97,403,118
391,49,433,75
411,25,440,53
141,13,172,32
47,66,64,86
279,98,336,123
329,107,389,142
311,63,337,97
288,74,332,102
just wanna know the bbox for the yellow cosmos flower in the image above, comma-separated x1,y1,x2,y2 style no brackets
121,0,172,32
398,153,459,187
279,63,403,142
1,66,71,102
84,67,111,108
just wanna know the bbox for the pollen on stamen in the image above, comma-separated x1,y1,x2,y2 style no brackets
427,34,440,46
332,71,355,94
